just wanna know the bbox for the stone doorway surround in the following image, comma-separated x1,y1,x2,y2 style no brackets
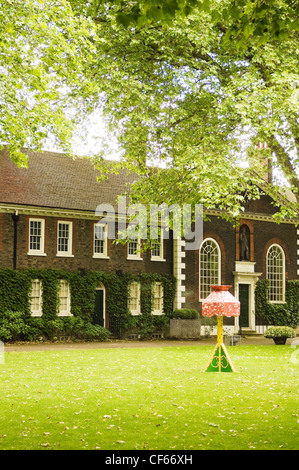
233,261,262,333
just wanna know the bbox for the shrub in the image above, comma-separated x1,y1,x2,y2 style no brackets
124,314,169,340
44,319,65,340
80,323,111,341
170,309,199,319
264,326,296,339
0,310,32,342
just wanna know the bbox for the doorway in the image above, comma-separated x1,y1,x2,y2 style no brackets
239,283,249,328
93,283,105,327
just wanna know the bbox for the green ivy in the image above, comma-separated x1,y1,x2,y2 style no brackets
255,279,299,329
0,268,176,341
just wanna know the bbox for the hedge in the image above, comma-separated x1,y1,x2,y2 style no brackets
169,308,199,319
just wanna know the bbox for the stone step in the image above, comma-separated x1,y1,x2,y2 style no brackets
239,330,262,337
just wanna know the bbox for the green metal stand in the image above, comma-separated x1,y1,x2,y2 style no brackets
204,317,236,372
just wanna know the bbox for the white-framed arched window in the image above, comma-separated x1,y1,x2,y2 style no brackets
199,238,221,301
266,244,285,303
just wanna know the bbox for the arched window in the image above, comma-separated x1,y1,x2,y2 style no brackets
266,244,285,303
199,238,221,300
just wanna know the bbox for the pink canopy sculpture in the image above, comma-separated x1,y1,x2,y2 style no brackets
202,285,240,318
202,285,240,372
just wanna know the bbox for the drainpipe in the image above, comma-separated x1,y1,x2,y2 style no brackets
12,210,19,270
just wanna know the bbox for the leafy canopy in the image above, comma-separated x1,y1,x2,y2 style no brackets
0,0,100,165
1,0,299,220
79,0,299,219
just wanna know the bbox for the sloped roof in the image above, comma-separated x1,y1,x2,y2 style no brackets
0,148,297,221
0,148,135,213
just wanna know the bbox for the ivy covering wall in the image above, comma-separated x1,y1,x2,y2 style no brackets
255,279,299,329
0,268,176,342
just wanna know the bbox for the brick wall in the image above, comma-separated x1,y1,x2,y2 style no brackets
0,213,14,268
0,213,173,276
183,215,298,311
0,210,297,314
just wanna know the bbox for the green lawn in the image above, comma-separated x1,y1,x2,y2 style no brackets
0,344,298,450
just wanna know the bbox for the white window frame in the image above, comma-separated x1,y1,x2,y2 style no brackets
128,282,141,315
28,218,46,256
57,221,73,257
58,280,72,316
151,231,165,261
152,282,164,315
30,279,43,317
266,244,286,303
93,222,109,259
199,238,221,301
127,238,142,260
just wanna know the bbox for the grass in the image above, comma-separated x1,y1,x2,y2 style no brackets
0,343,298,450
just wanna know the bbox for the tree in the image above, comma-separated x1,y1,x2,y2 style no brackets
2,0,298,221
72,0,299,45
76,0,299,220
0,0,99,165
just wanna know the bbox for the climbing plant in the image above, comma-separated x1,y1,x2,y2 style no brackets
255,279,299,329
0,268,176,341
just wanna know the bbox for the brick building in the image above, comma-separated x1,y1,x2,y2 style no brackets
0,148,298,336
183,201,298,334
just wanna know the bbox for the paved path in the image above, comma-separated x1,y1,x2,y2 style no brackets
4,335,285,352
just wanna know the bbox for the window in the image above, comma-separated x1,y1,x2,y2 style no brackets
199,238,221,300
153,282,163,315
151,231,164,261
58,280,72,316
57,221,73,257
30,279,42,316
28,219,46,255
127,239,142,260
128,282,141,315
267,244,285,303
93,223,108,258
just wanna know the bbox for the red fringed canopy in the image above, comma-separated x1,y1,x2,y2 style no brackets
202,285,240,318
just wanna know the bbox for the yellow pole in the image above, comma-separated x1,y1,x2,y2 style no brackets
217,316,223,344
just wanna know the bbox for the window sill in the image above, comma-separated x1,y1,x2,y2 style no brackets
56,254,74,258
27,252,47,257
151,257,166,262
127,257,143,261
93,255,110,259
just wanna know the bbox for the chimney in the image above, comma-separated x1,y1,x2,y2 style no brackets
256,142,272,183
